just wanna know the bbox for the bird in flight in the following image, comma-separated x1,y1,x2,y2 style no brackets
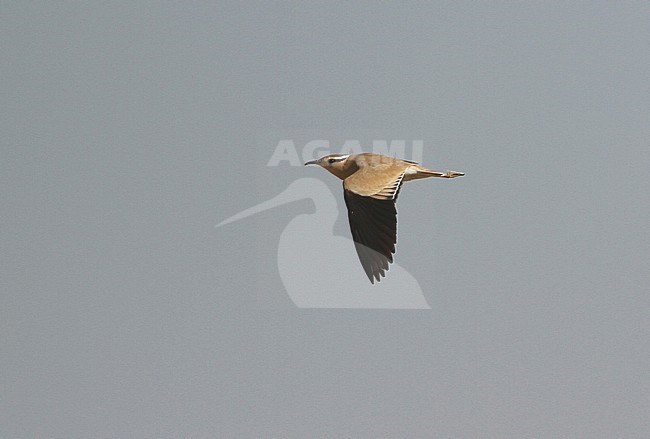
305,153,464,283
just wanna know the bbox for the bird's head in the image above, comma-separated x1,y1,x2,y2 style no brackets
304,154,355,180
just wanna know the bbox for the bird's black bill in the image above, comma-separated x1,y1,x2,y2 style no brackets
304,160,318,166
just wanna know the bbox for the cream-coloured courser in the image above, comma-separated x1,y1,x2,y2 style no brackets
305,153,464,283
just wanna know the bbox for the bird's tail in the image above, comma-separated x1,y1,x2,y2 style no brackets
405,165,465,181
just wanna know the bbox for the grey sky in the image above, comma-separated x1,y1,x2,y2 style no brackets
2,1,649,437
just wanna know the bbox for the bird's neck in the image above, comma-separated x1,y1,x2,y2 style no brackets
325,160,359,180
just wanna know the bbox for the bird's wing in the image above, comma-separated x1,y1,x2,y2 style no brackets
343,164,407,200
343,166,406,283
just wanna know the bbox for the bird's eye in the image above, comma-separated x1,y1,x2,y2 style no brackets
328,158,336,164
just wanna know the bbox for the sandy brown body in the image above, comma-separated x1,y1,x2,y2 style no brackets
305,153,463,283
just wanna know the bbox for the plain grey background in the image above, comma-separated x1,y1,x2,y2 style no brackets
2,1,649,437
